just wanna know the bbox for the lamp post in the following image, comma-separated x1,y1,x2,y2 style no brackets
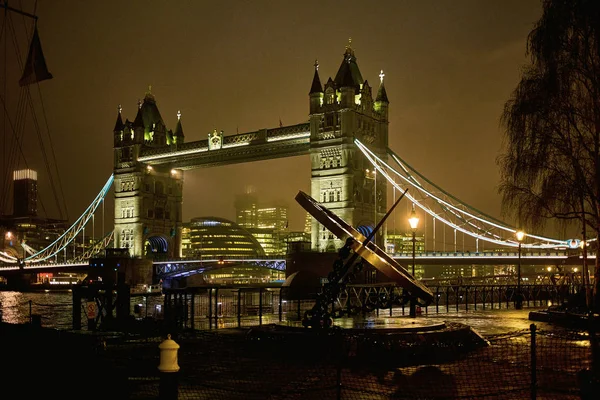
408,205,419,317
516,230,525,310
366,168,377,244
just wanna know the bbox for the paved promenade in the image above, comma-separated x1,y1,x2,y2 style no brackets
1,308,596,399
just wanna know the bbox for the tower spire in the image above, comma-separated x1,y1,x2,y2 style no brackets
334,38,362,89
309,59,323,94
174,109,184,141
114,104,124,131
376,69,389,103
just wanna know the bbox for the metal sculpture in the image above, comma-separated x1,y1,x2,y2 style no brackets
295,190,434,328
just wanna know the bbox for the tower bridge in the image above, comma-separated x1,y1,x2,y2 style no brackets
112,42,389,259
1,41,587,284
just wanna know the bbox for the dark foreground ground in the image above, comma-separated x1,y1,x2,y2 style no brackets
0,321,596,400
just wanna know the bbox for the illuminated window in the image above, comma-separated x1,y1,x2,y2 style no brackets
121,229,133,248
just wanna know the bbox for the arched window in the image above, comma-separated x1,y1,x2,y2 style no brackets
328,191,334,202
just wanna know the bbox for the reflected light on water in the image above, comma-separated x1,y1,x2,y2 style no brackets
0,291,23,324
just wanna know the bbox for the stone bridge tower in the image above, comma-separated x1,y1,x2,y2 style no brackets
309,41,389,251
112,89,184,258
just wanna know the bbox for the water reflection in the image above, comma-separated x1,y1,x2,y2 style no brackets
0,291,591,338
0,291,164,330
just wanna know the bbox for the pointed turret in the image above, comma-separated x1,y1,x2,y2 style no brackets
376,83,388,103
309,60,324,113
375,70,389,120
309,60,323,94
133,99,144,128
131,87,168,145
334,38,363,90
174,110,185,145
114,104,125,132
375,70,389,103
334,39,362,107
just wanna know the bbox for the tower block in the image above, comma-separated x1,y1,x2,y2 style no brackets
309,41,390,251
112,90,185,258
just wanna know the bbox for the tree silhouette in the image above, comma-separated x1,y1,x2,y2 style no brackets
497,0,600,309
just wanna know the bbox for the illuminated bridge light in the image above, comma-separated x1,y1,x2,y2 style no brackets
222,142,250,149
138,147,209,162
267,132,310,142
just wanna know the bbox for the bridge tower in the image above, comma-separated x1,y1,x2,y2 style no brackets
309,40,390,251
112,89,184,258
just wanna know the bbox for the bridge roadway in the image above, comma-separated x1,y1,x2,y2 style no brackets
138,123,311,169
0,250,593,277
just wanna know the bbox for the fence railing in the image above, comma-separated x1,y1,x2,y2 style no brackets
159,283,588,331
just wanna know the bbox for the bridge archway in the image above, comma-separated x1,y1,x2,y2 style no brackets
356,224,374,240
144,235,170,258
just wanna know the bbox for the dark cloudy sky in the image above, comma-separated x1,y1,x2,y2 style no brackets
1,0,544,234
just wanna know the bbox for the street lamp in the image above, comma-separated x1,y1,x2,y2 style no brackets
516,230,525,310
408,204,419,317
366,168,377,244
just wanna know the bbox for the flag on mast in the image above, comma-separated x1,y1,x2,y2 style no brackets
19,24,53,86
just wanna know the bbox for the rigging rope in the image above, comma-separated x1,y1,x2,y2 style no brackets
0,4,65,220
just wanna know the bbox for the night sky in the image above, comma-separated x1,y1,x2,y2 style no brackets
1,0,543,234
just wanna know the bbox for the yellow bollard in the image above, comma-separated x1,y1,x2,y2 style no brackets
158,334,180,399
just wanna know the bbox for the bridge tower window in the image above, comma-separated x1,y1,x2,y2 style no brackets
121,229,133,249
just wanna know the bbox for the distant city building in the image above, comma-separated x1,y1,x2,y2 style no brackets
0,169,68,260
186,216,265,259
13,169,37,217
234,191,289,255
304,212,312,235
202,265,284,285
282,230,311,253
181,224,192,258
386,230,425,254
182,216,285,285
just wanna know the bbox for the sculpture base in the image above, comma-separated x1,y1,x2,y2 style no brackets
247,316,489,368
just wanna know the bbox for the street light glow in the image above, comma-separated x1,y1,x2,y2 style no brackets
409,205,419,231
516,230,525,242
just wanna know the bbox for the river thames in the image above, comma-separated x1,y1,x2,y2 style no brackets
0,289,576,337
